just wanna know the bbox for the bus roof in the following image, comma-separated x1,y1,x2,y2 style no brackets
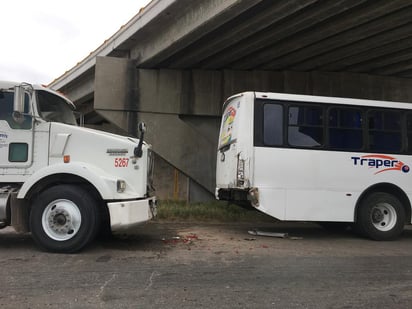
225,91,412,111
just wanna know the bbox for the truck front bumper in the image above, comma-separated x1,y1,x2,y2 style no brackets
107,196,157,232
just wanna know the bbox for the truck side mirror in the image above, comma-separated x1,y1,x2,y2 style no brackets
13,86,25,123
13,86,25,113
138,122,147,133
134,122,147,158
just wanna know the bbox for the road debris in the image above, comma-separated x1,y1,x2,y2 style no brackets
162,233,199,245
248,229,289,239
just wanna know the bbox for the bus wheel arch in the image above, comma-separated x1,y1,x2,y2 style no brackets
354,183,410,240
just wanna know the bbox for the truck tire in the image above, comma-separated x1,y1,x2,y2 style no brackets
30,185,99,253
356,192,405,241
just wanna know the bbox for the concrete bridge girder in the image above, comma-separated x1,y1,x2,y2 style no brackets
93,56,412,200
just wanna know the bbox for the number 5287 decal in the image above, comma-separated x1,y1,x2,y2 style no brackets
114,157,129,167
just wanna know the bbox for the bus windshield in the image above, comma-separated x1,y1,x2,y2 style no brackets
37,90,77,125
219,96,241,149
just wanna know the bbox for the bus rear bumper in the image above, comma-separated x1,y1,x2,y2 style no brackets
216,187,259,208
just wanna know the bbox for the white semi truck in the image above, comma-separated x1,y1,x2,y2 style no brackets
0,81,156,252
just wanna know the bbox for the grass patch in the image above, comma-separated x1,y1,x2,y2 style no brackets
156,200,275,222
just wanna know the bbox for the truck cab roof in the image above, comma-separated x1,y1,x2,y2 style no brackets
0,81,76,110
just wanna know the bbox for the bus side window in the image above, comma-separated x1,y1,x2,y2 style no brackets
288,105,323,147
368,110,401,153
407,113,412,153
263,104,283,146
328,107,363,150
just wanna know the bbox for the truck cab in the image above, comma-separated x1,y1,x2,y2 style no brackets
0,81,156,252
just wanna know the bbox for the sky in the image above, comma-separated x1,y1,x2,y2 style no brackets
0,0,152,85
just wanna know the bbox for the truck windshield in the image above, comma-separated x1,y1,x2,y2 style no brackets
37,90,77,125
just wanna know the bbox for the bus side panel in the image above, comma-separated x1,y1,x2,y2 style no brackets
286,189,360,221
254,147,412,222
255,187,287,220
253,147,292,220
255,147,358,221
284,150,360,222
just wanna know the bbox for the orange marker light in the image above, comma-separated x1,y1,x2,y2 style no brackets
63,155,70,163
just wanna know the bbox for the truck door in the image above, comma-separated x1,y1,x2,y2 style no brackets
0,90,33,171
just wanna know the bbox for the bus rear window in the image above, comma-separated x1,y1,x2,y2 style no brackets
219,97,240,149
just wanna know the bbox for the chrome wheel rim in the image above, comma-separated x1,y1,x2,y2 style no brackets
41,199,82,241
371,202,397,232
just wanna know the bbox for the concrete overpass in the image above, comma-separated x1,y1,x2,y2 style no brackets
49,0,412,201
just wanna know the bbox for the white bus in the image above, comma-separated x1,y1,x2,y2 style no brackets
215,91,412,240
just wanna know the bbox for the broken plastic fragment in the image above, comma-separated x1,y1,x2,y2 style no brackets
248,229,288,238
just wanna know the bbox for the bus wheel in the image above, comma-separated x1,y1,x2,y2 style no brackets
356,192,405,241
30,185,99,253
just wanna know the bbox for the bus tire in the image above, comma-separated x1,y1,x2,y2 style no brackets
30,184,99,253
356,192,405,241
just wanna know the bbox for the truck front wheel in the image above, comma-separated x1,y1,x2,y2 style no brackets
30,185,99,253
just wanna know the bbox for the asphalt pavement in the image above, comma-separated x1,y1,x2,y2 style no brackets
0,221,412,308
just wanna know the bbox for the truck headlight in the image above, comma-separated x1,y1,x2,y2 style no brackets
117,180,126,193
